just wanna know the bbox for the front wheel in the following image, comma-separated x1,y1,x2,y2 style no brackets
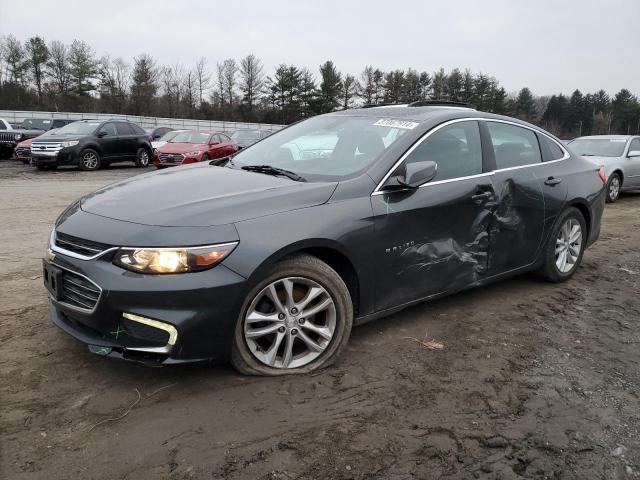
606,173,621,203
79,149,101,171
135,147,150,168
231,254,353,376
538,207,586,282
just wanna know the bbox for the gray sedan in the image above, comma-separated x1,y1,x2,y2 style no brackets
568,135,640,202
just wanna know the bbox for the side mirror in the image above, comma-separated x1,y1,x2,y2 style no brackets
396,161,438,188
153,134,161,140
627,150,640,158
97,131,108,138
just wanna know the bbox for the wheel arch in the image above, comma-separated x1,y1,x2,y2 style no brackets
568,200,591,238
610,169,624,185
247,239,362,317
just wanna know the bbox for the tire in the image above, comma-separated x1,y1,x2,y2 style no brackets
231,254,353,376
79,149,101,171
537,207,587,283
605,173,621,203
135,147,150,168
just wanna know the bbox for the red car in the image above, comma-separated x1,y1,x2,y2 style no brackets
153,130,239,168
14,137,34,164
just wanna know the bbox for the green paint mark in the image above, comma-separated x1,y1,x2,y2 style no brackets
97,347,111,355
110,325,125,340
379,196,395,214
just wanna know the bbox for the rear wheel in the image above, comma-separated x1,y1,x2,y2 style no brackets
538,207,586,282
606,173,621,203
231,254,353,376
135,147,150,168
79,149,101,171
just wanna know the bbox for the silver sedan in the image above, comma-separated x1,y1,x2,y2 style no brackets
568,135,640,202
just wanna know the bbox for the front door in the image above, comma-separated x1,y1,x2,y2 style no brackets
372,120,495,311
98,122,120,158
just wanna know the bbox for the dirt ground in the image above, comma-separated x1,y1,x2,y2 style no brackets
1,160,639,480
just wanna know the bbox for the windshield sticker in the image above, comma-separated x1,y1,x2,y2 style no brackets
374,119,419,130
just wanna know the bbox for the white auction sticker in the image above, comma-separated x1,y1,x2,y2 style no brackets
373,119,419,130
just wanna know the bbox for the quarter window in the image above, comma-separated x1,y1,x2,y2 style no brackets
539,134,566,161
487,122,542,169
402,121,483,182
629,138,640,153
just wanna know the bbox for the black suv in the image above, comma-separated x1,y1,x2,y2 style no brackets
0,118,75,158
31,120,152,171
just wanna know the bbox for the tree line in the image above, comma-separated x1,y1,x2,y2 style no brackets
0,34,639,138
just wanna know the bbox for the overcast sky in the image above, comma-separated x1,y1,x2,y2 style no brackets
1,0,638,96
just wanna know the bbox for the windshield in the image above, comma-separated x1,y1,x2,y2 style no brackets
158,130,181,142
569,138,627,157
232,130,261,141
20,119,52,130
55,122,101,136
232,116,412,181
170,131,210,144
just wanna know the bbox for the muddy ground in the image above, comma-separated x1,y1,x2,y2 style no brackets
0,160,639,480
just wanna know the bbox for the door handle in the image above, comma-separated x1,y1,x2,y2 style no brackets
471,191,493,203
545,176,563,186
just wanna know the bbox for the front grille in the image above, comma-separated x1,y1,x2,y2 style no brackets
159,153,184,163
60,270,101,311
55,232,111,258
15,147,31,158
122,318,170,345
0,132,16,142
31,141,64,155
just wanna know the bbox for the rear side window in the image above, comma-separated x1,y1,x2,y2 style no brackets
487,122,542,169
538,134,566,161
131,124,146,135
116,122,134,135
403,120,483,182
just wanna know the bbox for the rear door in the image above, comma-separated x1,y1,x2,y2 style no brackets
483,121,547,274
98,122,120,158
372,120,495,310
115,122,136,158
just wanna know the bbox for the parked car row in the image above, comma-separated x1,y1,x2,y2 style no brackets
1,117,273,171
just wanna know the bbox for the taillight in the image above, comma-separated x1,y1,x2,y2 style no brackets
597,167,606,185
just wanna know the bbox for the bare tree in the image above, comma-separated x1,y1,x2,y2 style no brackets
98,55,129,113
4,34,28,84
26,36,49,105
239,54,264,111
46,40,71,109
194,57,211,106
222,58,237,106
184,69,197,115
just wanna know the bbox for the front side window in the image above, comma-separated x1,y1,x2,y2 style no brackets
401,121,483,182
488,122,542,169
628,138,640,153
101,123,118,136
232,116,411,181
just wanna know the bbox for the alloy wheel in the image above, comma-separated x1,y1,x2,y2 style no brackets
140,150,149,166
244,277,336,369
555,218,582,273
82,152,98,169
609,176,620,201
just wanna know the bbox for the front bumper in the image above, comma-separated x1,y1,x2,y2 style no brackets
46,249,248,364
32,148,80,167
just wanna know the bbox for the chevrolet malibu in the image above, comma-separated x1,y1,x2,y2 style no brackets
44,103,606,375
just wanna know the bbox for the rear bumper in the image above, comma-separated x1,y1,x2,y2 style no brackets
587,188,606,247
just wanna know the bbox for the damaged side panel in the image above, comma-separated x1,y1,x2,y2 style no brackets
371,177,495,311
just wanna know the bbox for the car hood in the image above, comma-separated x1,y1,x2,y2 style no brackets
17,138,34,148
158,142,207,154
33,134,85,143
80,163,338,227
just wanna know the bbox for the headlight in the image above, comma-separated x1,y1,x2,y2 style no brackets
14,133,22,141
61,140,80,148
112,242,238,274
185,150,201,156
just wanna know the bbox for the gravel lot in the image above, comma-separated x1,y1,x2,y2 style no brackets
1,160,639,480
